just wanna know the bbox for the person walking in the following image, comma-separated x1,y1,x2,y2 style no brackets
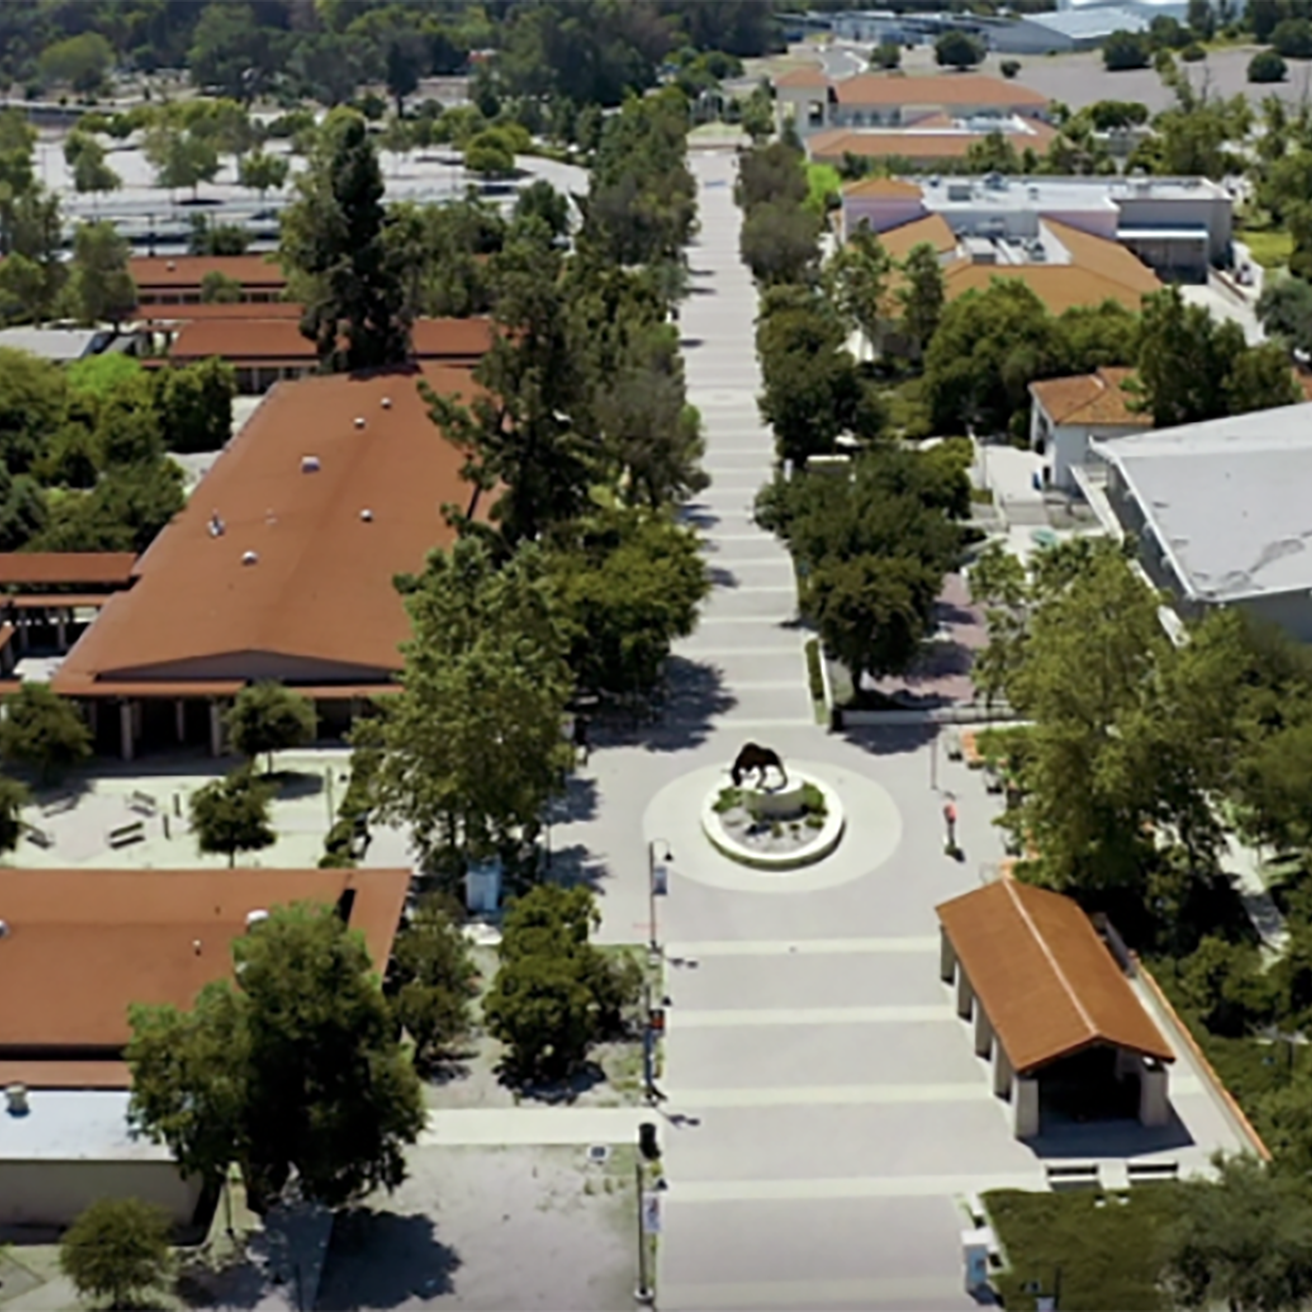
573,712,591,767
943,798,958,852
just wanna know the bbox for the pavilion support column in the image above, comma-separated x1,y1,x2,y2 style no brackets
119,700,135,763
939,927,957,984
86,700,98,739
973,1004,993,1059
1139,1059,1170,1127
955,967,973,1020
55,609,67,651
208,700,224,758
993,1042,1013,1099
175,699,186,744
1012,1074,1040,1138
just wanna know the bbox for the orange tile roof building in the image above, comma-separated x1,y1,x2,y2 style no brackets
129,254,288,306
164,316,495,394
54,364,487,759
0,866,411,1090
1030,366,1151,490
808,119,1057,168
937,880,1174,1138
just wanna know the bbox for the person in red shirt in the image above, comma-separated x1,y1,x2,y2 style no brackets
943,798,958,849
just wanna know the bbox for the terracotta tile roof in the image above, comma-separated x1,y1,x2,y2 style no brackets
774,64,830,90
0,553,137,588
810,120,1056,162
943,261,1153,315
937,880,1174,1073
832,72,1049,108
0,1060,131,1089
1043,219,1161,297
843,177,923,200
129,254,288,294
168,316,493,367
1030,367,1150,427
878,213,958,261
54,364,486,692
0,867,412,1060
138,301,304,324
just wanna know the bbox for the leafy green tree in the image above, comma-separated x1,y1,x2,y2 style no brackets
39,32,113,94
824,221,890,347
966,130,1022,174
0,346,68,472
514,179,570,241
425,235,591,545
375,538,574,874
128,903,425,1210
464,127,516,178
1249,0,1285,41
188,2,284,101
0,683,91,786
145,124,220,200
483,885,640,1082
386,893,479,1067
1138,286,1246,427
735,140,809,212
189,767,275,866
226,683,316,773
238,150,289,199
1225,341,1301,414
1274,16,1312,56
898,241,946,358
64,131,120,200
200,270,242,303
0,109,36,258
289,32,379,108
873,39,902,69
59,1198,173,1310
384,29,427,116
281,109,410,372
1161,1154,1312,1310
935,30,985,68
67,220,136,326
550,509,708,698
154,357,236,454
740,199,822,286
0,774,27,855
1104,29,1154,69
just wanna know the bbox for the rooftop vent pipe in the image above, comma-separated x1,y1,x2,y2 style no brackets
360,508,373,522
354,417,366,430
242,550,259,566
301,455,320,473
246,909,269,930
5,1084,28,1116
381,397,392,409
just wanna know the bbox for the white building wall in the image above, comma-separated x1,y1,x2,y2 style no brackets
0,1160,204,1227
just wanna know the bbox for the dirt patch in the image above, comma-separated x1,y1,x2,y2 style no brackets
315,1145,639,1311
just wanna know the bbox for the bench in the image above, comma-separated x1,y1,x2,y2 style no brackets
1046,1162,1100,1191
964,1191,988,1227
41,795,77,817
945,729,964,762
983,764,1005,794
1128,1160,1179,1183
108,819,146,849
128,790,158,816
24,824,53,849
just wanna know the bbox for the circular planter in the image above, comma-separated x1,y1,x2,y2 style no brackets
700,771,846,871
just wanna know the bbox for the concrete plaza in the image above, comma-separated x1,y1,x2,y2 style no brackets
545,149,1250,1312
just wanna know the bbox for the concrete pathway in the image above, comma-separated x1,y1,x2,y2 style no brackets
419,1107,650,1147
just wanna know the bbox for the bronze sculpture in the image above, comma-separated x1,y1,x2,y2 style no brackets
731,742,788,789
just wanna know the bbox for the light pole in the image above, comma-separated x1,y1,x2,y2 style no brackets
647,839,672,958
635,1157,654,1305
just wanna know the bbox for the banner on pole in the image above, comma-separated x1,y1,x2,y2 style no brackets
642,1193,662,1235
651,862,669,897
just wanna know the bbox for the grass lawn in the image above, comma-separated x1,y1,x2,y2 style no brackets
985,1186,1183,1311
1241,228,1292,269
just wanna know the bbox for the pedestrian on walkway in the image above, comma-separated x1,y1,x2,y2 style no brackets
943,798,958,852
573,712,591,766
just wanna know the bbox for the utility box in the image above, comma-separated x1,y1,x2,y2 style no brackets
962,1227,992,1294
465,858,502,915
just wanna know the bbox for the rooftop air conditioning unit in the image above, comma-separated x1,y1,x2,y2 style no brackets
361,508,374,522
246,909,269,930
301,455,320,473
5,1084,28,1116
0,919,8,939
242,550,259,566
381,397,392,409
354,416,366,430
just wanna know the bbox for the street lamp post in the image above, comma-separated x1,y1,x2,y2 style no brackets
648,838,672,958
635,1158,654,1305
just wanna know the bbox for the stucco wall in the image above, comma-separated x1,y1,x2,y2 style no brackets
842,196,926,240
1050,423,1146,490
0,1160,203,1227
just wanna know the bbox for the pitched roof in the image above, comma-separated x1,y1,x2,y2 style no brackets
943,261,1152,315
937,880,1174,1073
878,212,958,261
774,64,830,90
1029,367,1150,427
0,867,411,1085
843,176,923,200
832,72,1050,108
168,316,494,367
0,553,137,588
55,365,485,691
1043,219,1161,297
810,120,1056,162
129,254,288,293
137,301,304,324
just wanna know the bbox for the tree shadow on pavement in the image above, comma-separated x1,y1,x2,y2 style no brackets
552,773,599,824
543,842,611,896
316,1210,460,1310
839,723,938,757
598,657,736,754
496,1058,608,1105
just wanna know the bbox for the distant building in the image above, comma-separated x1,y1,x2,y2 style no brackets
843,173,1232,282
128,253,288,306
1029,367,1151,490
0,326,126,364
1091,404,1312,641
52,366,490,757
809,116,1057,168
163,315,494,394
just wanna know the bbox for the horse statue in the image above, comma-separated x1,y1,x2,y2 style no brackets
731,742,788,789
